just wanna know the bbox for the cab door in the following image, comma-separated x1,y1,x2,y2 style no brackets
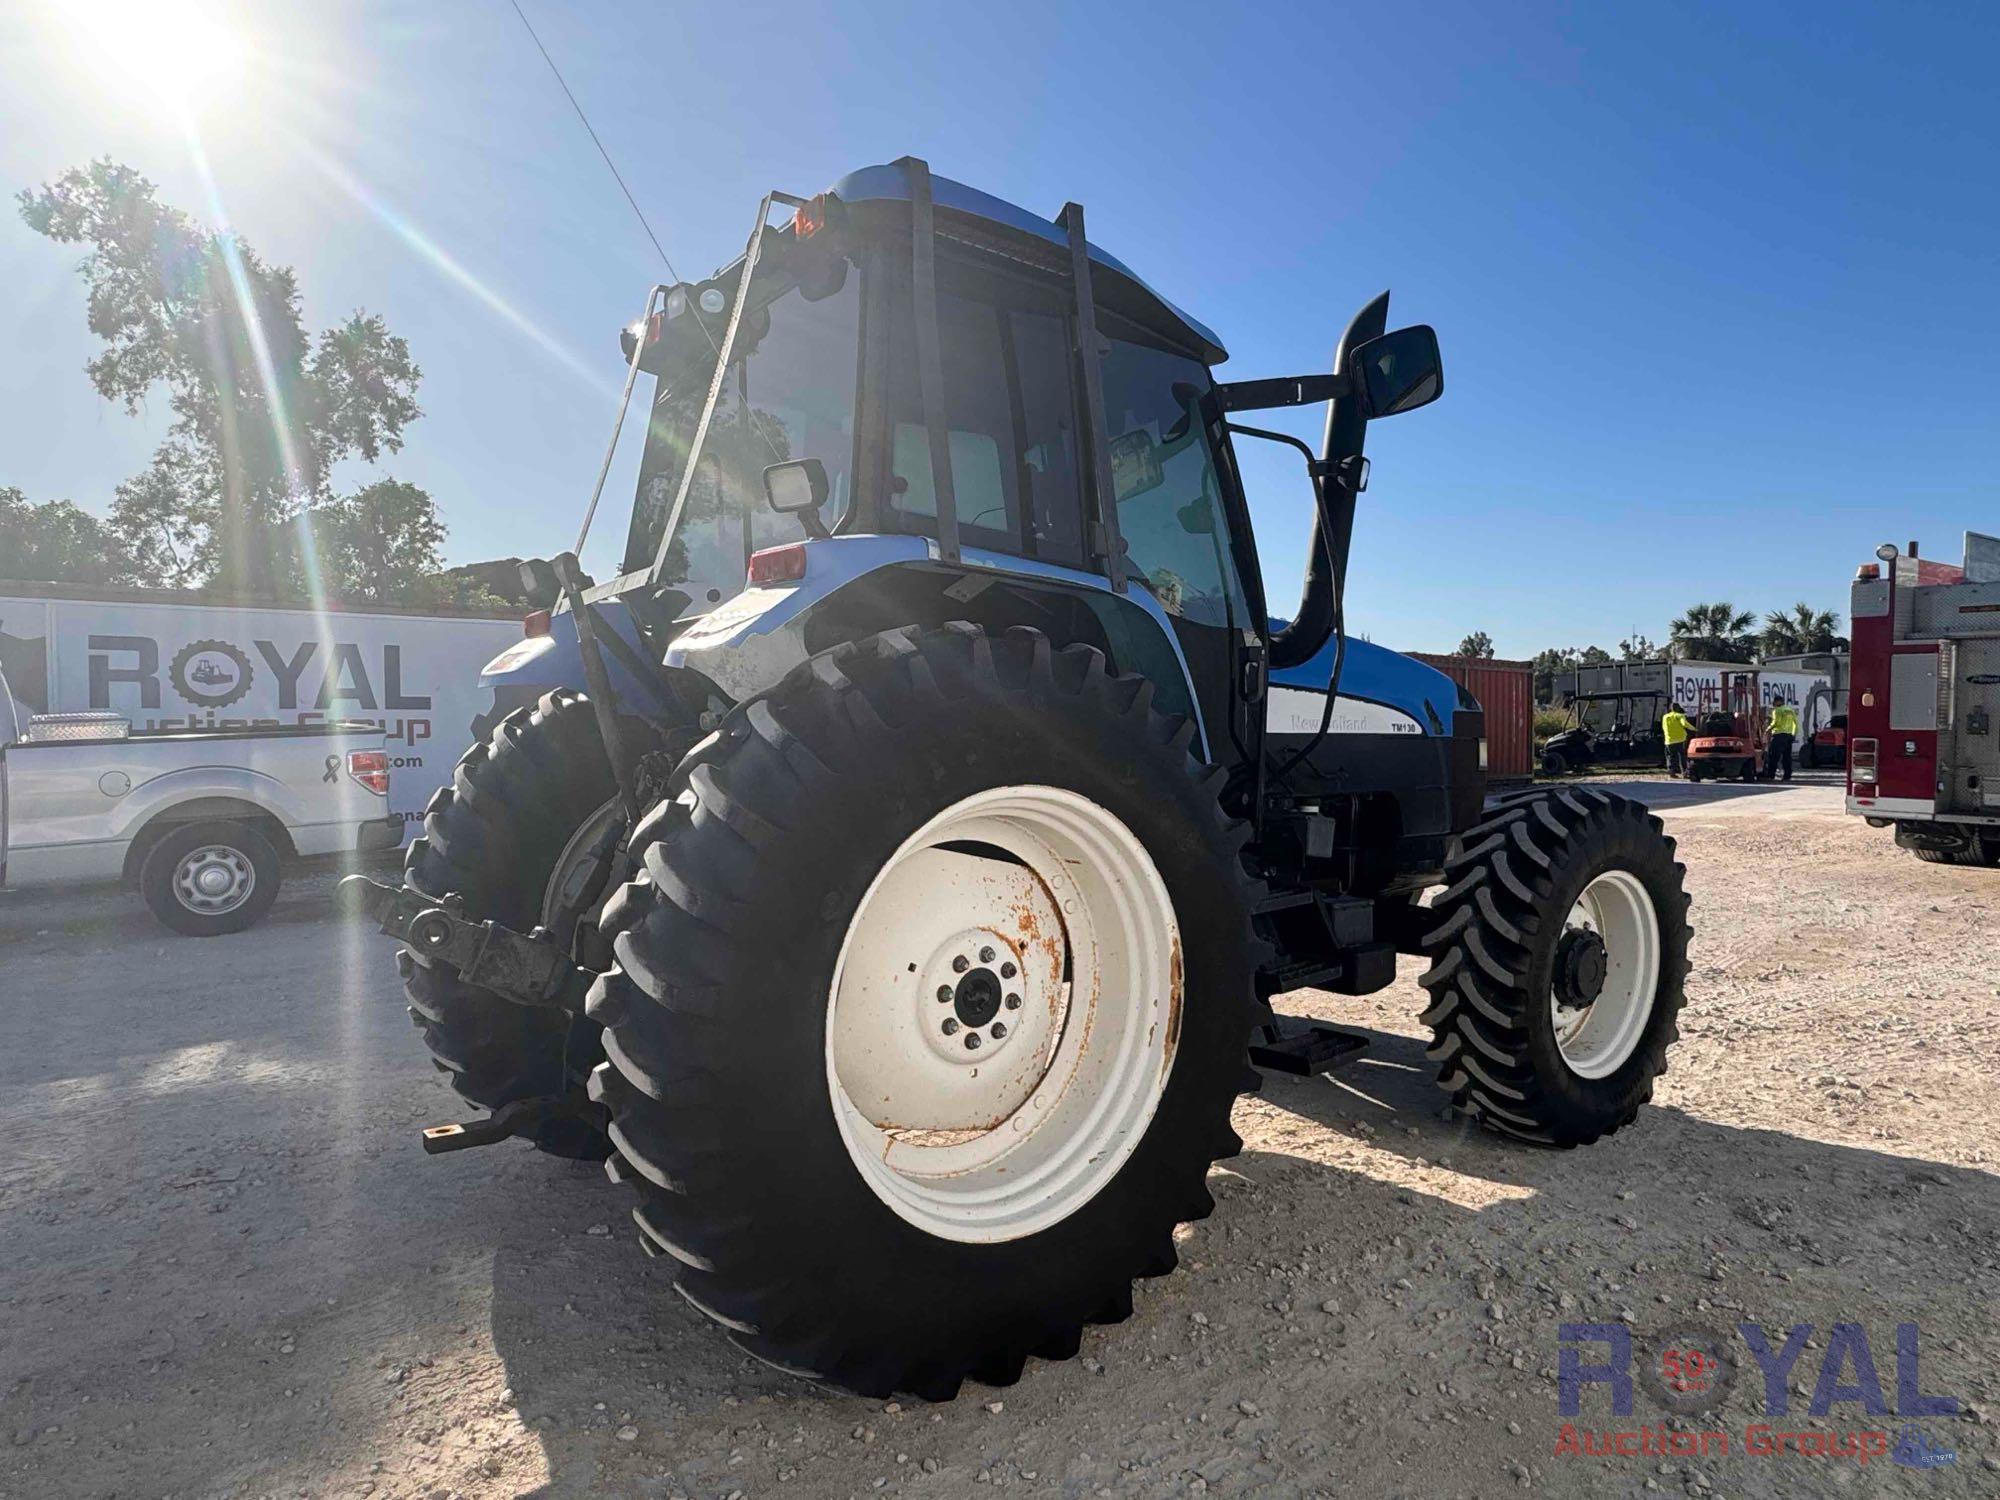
1097,333,1259,768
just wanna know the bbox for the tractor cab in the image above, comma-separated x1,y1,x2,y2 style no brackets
508,159,1465,878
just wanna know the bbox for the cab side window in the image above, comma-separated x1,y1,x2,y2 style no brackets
1099,340,1249,627
882,278,1085,566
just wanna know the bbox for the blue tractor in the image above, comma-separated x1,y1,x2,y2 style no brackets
346,159,1691,1399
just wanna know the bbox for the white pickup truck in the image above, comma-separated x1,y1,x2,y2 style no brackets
1,664,399,935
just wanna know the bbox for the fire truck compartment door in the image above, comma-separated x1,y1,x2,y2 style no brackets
1945,638,2000,814
1890,651,1940,733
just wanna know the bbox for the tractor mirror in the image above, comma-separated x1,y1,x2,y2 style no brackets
1353,325,1443,418
763,458,829,515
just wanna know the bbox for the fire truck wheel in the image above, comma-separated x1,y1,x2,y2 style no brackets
402,690,661,1160
583,623,1265,1398
1419,786,1691,1147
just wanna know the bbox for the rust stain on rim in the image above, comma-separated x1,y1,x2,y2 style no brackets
1162,933,1185,1064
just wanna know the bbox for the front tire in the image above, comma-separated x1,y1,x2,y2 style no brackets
401,690,660,1159
1418,787,1690,1146
586,624,1263,1398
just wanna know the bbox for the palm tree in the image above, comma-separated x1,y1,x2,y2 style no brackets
1668,602,1757,663
1760,602,1843,657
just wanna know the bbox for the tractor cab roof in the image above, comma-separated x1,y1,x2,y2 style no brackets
826,162,1228,366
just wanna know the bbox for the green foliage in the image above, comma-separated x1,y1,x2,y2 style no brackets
0,486,131,584
18,159,422,596
302,479,447,604
1761,601,1844,656
1668,601,1757,663
1533,706,1578,742
1454,630,1495,659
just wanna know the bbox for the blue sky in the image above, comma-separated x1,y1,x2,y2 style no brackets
2,0,1993,657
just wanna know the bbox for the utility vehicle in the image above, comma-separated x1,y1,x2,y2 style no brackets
1541,689,1669,775
344,160,1692,1398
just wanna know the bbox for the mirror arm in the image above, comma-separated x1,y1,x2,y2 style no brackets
1214,371,1354,414
1223,422,1352,487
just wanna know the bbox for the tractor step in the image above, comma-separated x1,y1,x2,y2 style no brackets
337,873,592,1011
1249,1018,1370,1075
420,1094,603,1155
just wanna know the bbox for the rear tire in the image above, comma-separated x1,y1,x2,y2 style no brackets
1418,787,1690,1146
586,623,1264,1397
139,819,281,936
1541,749,1568,777
402,690,661,1159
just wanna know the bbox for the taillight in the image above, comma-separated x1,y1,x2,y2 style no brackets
748,543,808,586
524,608,551,638
1850,738,1878,785
347,749,391,796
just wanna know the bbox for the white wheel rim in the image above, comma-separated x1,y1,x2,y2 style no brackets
173,844,255,916
1550,869,1660,1079
826,785,1180,1244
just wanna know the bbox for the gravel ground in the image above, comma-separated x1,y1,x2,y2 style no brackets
2,778,1995,1499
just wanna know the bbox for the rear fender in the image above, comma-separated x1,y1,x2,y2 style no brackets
667,535,1210,756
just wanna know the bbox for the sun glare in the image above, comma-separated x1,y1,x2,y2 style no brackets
62,0,251,118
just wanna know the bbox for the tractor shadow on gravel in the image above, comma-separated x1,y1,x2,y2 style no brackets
476,1027,1998,1498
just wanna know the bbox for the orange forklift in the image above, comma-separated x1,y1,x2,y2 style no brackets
1684,670,1768,782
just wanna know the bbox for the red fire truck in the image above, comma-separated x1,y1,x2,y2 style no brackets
1846,534,2000,866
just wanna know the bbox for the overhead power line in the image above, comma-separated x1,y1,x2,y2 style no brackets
504,0,687,287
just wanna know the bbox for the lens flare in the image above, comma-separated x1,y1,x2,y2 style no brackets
288,137,616,399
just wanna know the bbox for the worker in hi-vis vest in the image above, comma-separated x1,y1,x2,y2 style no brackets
1765,700,1800,783
1661,704,1692,778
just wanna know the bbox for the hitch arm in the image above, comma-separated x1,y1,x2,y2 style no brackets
338,873,592,1012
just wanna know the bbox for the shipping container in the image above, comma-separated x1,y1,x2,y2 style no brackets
1407,653,1533,783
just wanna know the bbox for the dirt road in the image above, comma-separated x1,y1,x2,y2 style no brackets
2,780,1995,1498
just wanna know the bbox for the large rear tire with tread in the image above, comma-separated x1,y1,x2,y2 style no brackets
402,689,658,1160
1419,787,1691,1147
586,623,1265,1398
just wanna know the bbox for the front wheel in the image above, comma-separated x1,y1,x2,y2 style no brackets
585,624,1263,1397
1419,787,1691,1146
401,690,664,1159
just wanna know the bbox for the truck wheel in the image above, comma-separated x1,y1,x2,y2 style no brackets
402,690,661,1160
585,623,1264,1397
1541,749,1567,777
139,819,282,936
1418,787,1690,1146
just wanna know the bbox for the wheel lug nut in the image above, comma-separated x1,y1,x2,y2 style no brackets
951,955,970,973
1005,992,1022,1010
991,1022,1007,1039
942,1018,960,1035
1000,962,1016,979
936,985,953,1003
979,946,995,964
963,1032,982,1050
